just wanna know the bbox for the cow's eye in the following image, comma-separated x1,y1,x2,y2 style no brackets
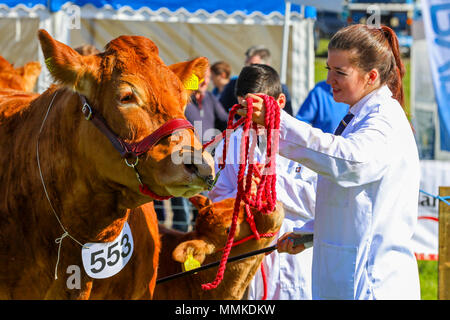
119,92,135,104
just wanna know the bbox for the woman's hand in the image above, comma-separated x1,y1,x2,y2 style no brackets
236,93,266,126
277,232,306,255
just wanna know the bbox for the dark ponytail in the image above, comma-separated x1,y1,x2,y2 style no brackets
381,25,406,108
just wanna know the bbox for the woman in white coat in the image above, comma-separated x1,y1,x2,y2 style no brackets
238,24,421,300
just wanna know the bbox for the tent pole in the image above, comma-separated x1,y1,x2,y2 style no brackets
281,1,291,84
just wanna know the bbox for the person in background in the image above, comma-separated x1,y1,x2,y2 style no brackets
185,67,229,133
153,199,166,224
209,64,316,300
219,45,293,116
296,80,349,133
210,61,231,98
240,24,420,300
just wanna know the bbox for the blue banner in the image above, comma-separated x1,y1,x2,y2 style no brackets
422,0,450,152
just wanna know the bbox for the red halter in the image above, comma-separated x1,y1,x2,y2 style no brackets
79,95,193,200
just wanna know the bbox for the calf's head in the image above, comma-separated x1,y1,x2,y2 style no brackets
38,30,215,204
172,195,284,267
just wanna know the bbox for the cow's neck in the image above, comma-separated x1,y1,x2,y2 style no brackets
30,87,130,243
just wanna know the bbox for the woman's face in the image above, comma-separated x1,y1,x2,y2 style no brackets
326,49,373,106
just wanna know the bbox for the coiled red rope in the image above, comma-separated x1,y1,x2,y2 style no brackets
201,94,280,294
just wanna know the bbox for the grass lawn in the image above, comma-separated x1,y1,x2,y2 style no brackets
417,260,438,300
314,45,438,300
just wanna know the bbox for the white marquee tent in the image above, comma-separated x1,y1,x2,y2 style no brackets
0,0,317,115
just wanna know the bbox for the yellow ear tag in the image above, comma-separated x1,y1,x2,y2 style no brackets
183,251,201,272
45,57,54,73
184,74,200,90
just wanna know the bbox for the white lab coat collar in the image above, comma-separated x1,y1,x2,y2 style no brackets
350,85,392,123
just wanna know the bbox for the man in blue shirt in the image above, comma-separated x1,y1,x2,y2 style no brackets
295,80,349,133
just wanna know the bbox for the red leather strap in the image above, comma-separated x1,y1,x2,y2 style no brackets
127,119,194,157
79,94,194,201
80,95,194,158
139,184,172,201
80,96,132,158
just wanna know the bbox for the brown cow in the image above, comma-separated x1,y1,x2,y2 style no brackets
88,202,161,299
0,55,41,92
153,195,284,300
0,30,214,299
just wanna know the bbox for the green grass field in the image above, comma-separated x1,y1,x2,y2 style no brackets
418,260,438,300
314,42,438,300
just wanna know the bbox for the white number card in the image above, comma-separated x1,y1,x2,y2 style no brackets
81,222,134,279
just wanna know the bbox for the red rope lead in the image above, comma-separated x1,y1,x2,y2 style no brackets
201,94,280,292
217,231,278,252
202,117,245,151
261,261,268,300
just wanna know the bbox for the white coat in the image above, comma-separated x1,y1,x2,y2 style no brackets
209,127,317,300
280,85,421,299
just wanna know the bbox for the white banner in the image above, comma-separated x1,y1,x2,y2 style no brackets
421,0,450,152
412,160,450,260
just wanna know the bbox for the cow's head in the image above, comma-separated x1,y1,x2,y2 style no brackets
0,56,41,92
172,195,284,265
38,30,215,204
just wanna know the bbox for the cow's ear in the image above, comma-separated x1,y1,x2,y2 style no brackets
0,55,14,71
18,61,41,92
169,57,209,93
172,239,215,265
38,29,100,97
188,195,212,210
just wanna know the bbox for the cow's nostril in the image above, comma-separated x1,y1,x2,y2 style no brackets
204,175,215,191
184,163,198,175
184,164,216,190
